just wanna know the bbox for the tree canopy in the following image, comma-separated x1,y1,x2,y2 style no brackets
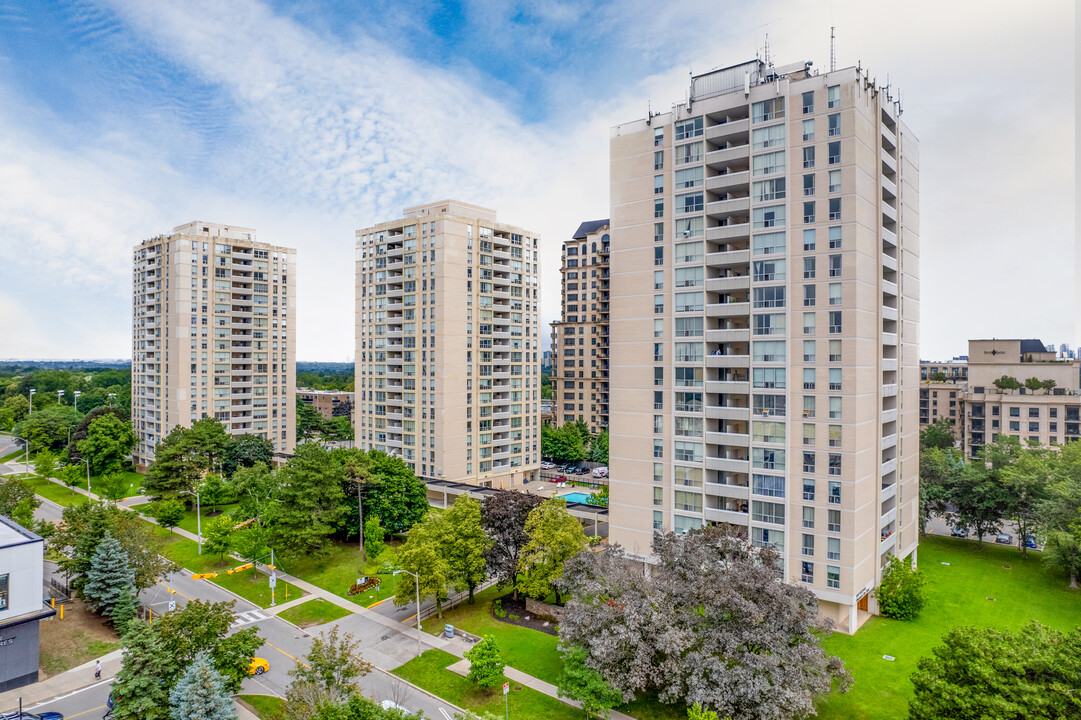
482,490,542,599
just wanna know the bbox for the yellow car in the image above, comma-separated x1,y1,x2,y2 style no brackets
249,657,270,675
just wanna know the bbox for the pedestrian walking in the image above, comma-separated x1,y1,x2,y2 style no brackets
95,659,102,679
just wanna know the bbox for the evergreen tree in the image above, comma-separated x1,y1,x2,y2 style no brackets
169,652,236,720
113,619,173,720
82,531,136,622
265,444,345,556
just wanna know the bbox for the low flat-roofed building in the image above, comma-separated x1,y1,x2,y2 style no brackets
297,388,355,424
0,515,55,691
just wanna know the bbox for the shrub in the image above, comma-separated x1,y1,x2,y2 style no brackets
873,555,927,620
464,635,505,689
492,599,506,619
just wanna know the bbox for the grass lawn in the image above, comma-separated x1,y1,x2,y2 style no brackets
149,525,307,609
27,475,89,507
817,534,1081,720
38,599,121,677
64,470,145,498
424,586,564,684
133,501,243,535
1,448,24,463
237,694,284,718
279,539,399,608
277,598,350,628
394,649,583,720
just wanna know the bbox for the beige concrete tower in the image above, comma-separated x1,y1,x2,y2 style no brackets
550,220,611,434
354,201,541,489
132,222,297,470
608,60,919,633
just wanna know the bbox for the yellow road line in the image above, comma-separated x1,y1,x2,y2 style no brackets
265,640,310,669
401,612,418,624
65,706,106,719
157,580,191,600
367,599,384,608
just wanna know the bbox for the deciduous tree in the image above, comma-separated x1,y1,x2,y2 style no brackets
873,556,926,620
518,498,587,603
33,449,57,479
434,496,490,603
223,433,274,478
359,450,428,534
557,644,622,719
465,635,505,689
155,599,262,694
203,514,234,560
284,626,372,719
482,491,542,600
0,477,40,519
918,418,955,451
394,520,450,618
154,499,186,531
78,414,135,476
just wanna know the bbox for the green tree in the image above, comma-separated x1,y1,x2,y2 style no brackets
203,514,235,560
284,626,372,719
168,652,236,720
557,644,622,719
82,532,136,623
541,422,587,464
359,450,429,534
199,473,234,506
14,404,83,452
930,372,947,382
1043,518,1081,588
296,397,325,441
590,428,609,464
156,599,263,694
364,515,385,559
0,477,40,519
265,444,345,557
394,520,450,618
98,471,129,503
919,418,955,450
992,375,1021,391
187,418,232,474
908,621,1081,720
433,496,490,603
154,499,186,531
1024,376,1043,393
919,448,959,535
112,619,173,720
1,394,30,425
465,635,505,689
78,413,135,476
60,464,83,494
1000,448,1052,556
33,448,57,479
947,452,1010,544
223,433,274,477
687,703,723,720
146,425,204,499
1041,379,1057,394
66,405,129,465
873,556,927,620
518,498,588,603
231,462,277,521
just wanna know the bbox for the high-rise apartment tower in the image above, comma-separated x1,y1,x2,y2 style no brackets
354,201,542,489
550,220,611,434
608,59,919,633
132,222,297,470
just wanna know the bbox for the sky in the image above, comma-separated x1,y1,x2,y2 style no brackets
0,0,1075,362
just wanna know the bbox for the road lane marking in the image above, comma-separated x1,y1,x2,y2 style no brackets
158,580,192,600
64,706,107,719
401,613,417,624
265,640,310,669
25,678,113,709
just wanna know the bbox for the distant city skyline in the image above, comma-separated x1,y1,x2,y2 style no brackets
0,0,1074,362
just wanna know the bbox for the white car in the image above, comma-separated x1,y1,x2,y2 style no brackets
380,700,409,712
541,461,556,469
591,466,609,478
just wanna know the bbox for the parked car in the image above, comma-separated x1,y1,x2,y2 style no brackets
575,466,590,475
950,526,968,538
2,712,65,720
1022,536,1038,549
380,700,410,712
591,466,609,478
249,657,270,675
551,474,568,483
994,533,1013,545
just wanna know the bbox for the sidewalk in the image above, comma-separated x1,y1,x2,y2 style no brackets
0,648,122,711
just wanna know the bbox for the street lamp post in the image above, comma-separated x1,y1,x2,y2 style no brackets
107,393,116,406
24,389,36,468
73,390,82,411
82,458,92,499
394,569,423,658
57,390,64,405
180,490,202,554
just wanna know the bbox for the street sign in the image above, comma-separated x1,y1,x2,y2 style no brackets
503,682,509,695
228,563,254,575
269,573,277,588
168,600,176,612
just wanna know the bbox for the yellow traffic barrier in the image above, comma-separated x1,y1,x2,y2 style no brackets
227,563,254,575
192,572,219,579
50,597,55,609
59,604,64,620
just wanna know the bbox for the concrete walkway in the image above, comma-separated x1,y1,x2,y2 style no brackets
0,648,123,710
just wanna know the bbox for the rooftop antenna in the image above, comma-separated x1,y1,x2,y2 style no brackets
829,26,836,72
764,32,772,67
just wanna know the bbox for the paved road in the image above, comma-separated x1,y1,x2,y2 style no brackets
25,489,461,720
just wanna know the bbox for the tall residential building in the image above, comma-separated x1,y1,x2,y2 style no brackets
608,59,919,633
354,200,541,489
132,222,297,470
550,220,611,434
962,339,1081,457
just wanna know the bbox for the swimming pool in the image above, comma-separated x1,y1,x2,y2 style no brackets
560,492,593,504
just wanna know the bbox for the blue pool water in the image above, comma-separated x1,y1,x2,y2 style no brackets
560,492,592,504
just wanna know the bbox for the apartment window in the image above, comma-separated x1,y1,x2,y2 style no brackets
803,257,816,279
752,527,784,552
753,232,785,255
803,479,815,501
827,480,842,505
654,390,663,410
1029,407,1040,418
828,310,842,334
828,141,841,165
827,84,840,108
676,216,704,238
1009,421,1020,432
829,396,842,420
753,259,785,282
674,441,702,463
802,534,815,557
827,537,841,561
654,367,663,386
803,285,816,307
803,173,815,197
753,474,785,497
654,175,664,194
674,342,703,362
654,463,663,483
828,113,841,137
653,414,663,434
753,367,786,389
675,392,703,412
803,506,815,529
654,246,664,267
654,150,664,170
675,141,702,165
675,116,703,139
753,204,786,228
828,254,841,278
802,118,815,142
799,561,813,584
754,286,786,308
654,199,664,218
829,425,842,449
829,368,842,391
752,500,785,525
674,316,703,337
752,448,785,471
828,509,841,533
654,127,664,146
829,282,842,306
674,491,703,513
653,440,664,459
803,339,816,361
676,192,703,213
653,342,663,362
803,311,816,335
803,367,816,390
653,510,664,530
803,229,816,251
802,91,815,114
803,422,815,446
803,201,815,224
828,198,842,221
654,294,664,314
654,222,664,243
753,393,786,416
752,151,785,176
675,241,703,263
752,97,785,123
753,313,786,335
1009,407,1020,417
826,565,840,589
675,166,704,189
675,291,703,312
1029,421,1040,432
803,451,816,473
828,169,841,193
828,453,841,476
674,367,703,387
752,124,785,149
753,178,786,202
829,225,842,248
802,146,815,169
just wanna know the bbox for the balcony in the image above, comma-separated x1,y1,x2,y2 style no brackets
882,433,897,450
705,223,751,242
882,305,898,322
705,431,750,448
705,405,750,421
882,226,897,249
705,144,751,168
881,482,897,502
705,275,750,293
882,202,897,225
881,507,898,529
879,532,897,556
705,196,750,218
705,118,750,143
881,358,898,372
882,383,898,397
705,301,750,319
882,278,898,297
705,328,751,344
705,170,750,195
881,151,897,176
704,456,750,473
705,380,749,395
705,354,749,369
882,175,898,199
881,123,898,152
881,252,898,273
703,482,749,500
881,457,898,476
704,507,750,525
881,408,898,424
705,248,750,267
882,332,898,346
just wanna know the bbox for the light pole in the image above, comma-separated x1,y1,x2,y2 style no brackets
57,390,64,405
107,393,117,407
24,389,36,468
82,458,92,499
73,390,82,411
180,490,202,554
394,569,423,658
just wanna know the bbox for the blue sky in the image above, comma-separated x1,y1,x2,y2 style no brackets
0,0,1075,361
